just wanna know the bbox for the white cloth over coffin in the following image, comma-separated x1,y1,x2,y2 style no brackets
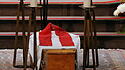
29,31,82,70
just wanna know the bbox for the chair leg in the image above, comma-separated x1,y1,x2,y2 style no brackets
84,49,99,68
86,49,89,66
95,49,99,67
13,47,17,67
23,36,27,70
83,49,87,70
13,30,18,67
92,49,96,70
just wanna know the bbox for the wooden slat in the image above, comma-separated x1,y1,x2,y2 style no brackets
71,32,125,36
0,0,120,5
0,32,32,36
0,16,124,20
0,32,125,36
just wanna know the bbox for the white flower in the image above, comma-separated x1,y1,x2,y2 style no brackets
113,3,125,16
113,10,120,16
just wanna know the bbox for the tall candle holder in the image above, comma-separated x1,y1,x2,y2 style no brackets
42,0,48,28
13,0,29,70
29,6,37,70
13,0,48,69
28,0,48,69
81,0,99,70
38,0,48,30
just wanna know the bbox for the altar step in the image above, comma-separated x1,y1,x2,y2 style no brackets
0,49,125,70
0,32,125,36
0,32,125,49
0,0,120,5
0,16,124,20
0,0,124,49
0,16,124,32
0,1,119,16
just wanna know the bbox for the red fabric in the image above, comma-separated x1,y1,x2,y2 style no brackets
39,23,74,46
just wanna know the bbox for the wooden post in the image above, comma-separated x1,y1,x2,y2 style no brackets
13,0,29,70
39,0,44,29
83,7,97,70
31,7,37,70
13,1,20,67
43,0,48,27
82,0,98,70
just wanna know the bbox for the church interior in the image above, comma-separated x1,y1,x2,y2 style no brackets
1,0,125,70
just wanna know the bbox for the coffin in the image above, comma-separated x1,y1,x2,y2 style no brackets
40,49,77,70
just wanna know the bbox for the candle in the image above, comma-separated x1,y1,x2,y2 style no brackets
84,0,91,7
30,0,37,7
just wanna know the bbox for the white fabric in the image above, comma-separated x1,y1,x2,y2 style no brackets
113,3,125,16
51,31,62,47
28,31,82,70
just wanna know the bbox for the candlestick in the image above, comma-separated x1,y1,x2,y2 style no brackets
84,0,91,7
30,0,37,7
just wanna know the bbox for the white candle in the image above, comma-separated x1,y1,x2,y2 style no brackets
30,0,37,7
84,0,91,7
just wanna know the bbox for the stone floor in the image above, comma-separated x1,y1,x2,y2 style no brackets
0,49,125,70
0,49,32,70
